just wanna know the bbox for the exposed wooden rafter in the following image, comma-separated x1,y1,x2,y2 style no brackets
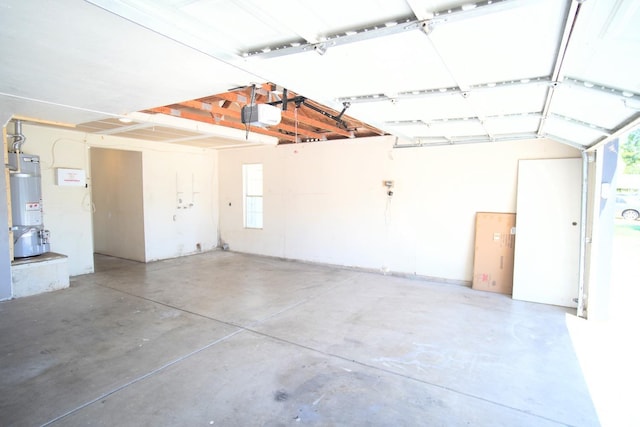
145,83,386,145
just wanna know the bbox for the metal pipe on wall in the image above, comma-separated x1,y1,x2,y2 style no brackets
576,149,590,318
8,120,26,153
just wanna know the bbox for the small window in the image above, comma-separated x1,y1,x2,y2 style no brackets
243,163,263,229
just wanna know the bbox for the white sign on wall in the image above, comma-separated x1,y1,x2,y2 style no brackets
56,168,86,187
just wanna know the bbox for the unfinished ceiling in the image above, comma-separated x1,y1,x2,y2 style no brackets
77,85,385,146
1,0,639,149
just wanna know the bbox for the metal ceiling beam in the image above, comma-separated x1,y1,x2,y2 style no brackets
384,112,542,127
338,77,551,104
549,113,612,136
563,77,640,100
586,113,640,152
241,0,523,59
241,17,419,59
537,0,584,138
406,0,526,24
394,131,541,148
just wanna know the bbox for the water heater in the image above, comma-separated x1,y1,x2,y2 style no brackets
9,152,51,258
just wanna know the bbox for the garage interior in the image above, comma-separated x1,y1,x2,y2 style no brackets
1,0,638,425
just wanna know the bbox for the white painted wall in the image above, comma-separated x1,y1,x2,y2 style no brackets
141,148,219,261
91,148,145,261
13,123,219,275
6,122,579,284
218,136,580,283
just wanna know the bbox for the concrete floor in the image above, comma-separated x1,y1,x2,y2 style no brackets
0,251,598,426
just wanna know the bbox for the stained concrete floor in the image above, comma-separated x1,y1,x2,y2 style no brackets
0,251,598,426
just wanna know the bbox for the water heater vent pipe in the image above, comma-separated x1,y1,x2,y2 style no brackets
9,120,26,153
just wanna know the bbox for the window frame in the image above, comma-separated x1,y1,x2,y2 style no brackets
242,163,263,229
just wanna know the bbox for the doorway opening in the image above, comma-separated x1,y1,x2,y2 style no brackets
90,147,145,265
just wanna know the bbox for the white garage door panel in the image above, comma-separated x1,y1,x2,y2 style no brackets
513,158,582,308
